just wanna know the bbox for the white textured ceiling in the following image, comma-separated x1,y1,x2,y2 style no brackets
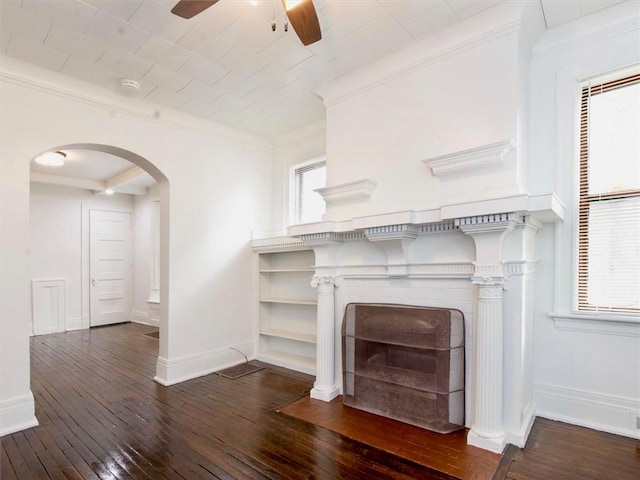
7,0,625,189
1,0,625,140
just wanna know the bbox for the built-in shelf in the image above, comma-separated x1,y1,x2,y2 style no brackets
256,350,316,375
260,298,317,306
252,244,317,376
260,328,316,344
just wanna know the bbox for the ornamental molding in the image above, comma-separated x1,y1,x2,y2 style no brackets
456,212,523,235
251,236,307,253
299,231,368,244
364,224,420,241
315,178,377,204
311,276,337,288
423,139,516,177
416,221,458,234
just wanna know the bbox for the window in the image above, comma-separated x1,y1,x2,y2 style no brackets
577,72,640,314
290,158,326,225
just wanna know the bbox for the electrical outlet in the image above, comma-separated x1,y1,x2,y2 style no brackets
636,416,640,430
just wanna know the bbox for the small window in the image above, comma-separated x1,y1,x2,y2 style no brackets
577,72,640,314
291,159,326,225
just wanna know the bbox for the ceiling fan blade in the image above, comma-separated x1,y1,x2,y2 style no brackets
281,0,322,46
171,0,220,19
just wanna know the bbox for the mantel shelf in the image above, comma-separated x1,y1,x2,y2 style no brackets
260,329,316,344
260,298,317,306
259,268,314,273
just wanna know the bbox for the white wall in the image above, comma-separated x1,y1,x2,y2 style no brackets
317,2,535,222
30,183,135,332
529,2,640,438
269,120,326,236
132,185,160,326
0,56,271,435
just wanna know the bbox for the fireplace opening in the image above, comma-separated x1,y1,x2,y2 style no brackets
342,303,465,434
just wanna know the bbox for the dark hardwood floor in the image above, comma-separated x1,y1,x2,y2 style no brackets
496,417,639,480
2,323,639,479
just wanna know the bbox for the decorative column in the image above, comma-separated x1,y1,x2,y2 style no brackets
299,233,343,402
310,275,340,401
457,213,520,453
470,276,506,446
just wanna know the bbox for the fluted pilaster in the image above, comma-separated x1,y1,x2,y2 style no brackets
471,278,505,439
310,275,340,401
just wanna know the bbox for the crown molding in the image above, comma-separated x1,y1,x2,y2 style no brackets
424,139,516,176
315,2,523,107
316,178,377,204
0,56,270,148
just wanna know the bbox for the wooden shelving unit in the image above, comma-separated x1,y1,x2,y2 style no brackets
252,239,316,375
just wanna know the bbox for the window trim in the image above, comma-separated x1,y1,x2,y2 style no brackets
576,72,640,315
288,156,326,226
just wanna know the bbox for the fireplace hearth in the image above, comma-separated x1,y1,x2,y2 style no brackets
342,303,465,434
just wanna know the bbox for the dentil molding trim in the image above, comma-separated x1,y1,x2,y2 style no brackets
316,179,377,204
424,139,516,176
251,236,308,253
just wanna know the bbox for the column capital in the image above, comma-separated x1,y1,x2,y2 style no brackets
311,275,336,289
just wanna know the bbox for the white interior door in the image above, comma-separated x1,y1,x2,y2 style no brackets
90,210,132,327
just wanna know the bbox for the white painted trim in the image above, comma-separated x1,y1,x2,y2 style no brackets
316,1,523,106
0,55,270,147
31,172,104,191
132,309,159,328
251,236,308,253
534,382,640,440
423,139,516,176
505,402,537,448
0,393,38,437
81,204,134,330
154,341,255,386
549,313,640,337
310,386,341,402
31,278,66,335
532,1,640,60
288,192,564,238
316,179,377,204
466,430,506,454
65,316,82,331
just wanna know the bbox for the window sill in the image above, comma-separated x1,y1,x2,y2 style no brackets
548,312,640,337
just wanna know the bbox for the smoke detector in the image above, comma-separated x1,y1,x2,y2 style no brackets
120,78,141,93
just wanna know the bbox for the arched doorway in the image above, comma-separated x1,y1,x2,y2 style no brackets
29,143,169,378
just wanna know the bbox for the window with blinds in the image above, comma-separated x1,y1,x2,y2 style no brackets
291,159,326,225
577,72,640,314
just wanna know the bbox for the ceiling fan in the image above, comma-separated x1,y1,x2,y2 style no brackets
171,0,322,46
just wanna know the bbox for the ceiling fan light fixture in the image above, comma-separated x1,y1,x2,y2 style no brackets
104,188,115,196
35,151,66,167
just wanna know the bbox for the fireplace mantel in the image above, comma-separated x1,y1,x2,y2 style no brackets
278,194,563,454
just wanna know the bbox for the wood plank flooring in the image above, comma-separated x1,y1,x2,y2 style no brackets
2,323,639,479
496,417,640,480
1,324,460,479
280,396,499,479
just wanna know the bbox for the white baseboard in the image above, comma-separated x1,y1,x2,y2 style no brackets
0,393,39,437
534,382,640,439
154,341,255,386
65,316,82,331
132,309,159,327
505,401,537,447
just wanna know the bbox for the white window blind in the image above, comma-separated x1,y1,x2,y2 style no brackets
578,73,640,314
292,160,326,225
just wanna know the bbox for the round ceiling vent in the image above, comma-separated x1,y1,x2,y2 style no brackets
120,78,141,93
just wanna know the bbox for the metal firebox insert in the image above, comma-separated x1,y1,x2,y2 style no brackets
342,303,465,434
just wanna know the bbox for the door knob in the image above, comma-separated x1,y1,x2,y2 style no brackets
91,278,96,287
